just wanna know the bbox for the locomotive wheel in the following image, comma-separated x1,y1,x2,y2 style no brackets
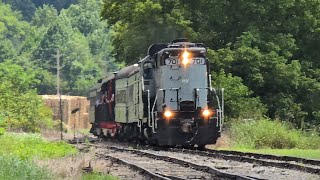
181,145,192,149
196,145,206,151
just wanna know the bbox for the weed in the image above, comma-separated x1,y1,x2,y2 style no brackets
0,133,77,160
82,172,119,180
229,118,320,149
0,155,52,180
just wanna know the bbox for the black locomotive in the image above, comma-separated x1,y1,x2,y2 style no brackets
89,39,224,148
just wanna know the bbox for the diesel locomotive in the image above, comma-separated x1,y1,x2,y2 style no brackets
89,39,224,148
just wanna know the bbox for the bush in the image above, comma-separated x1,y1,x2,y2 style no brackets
229,118,320,149
0,155,52,180
0,128,5,136
210,70,267,120
0,62,53,133
0,114,5,136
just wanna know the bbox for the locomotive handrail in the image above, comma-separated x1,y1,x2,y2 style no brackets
209,74,213,91
151,89,162,133
212,88,224,132
147,89,151,128
194,87,210,108
221,88,224,131
137,119,142,132
151,88,176,133
194,87,224,130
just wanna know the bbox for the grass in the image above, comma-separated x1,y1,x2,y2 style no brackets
229,118,320,149
0,132,77,160
0,132,120,179
82,172,119,180
221,118,320,159
0,132,78,180
0,156,51,180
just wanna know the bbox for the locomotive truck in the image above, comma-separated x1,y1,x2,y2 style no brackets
89,39,224,148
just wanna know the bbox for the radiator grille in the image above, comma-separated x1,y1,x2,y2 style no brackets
179,100,195,112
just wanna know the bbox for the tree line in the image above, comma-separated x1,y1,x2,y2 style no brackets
101,0,320,129
0,0,119,132
1,0,320,131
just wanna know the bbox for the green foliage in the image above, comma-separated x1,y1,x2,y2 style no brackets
0,61,53,132
0,2,31,62
3,0,77,21
82,172,119,180
0,114,5,135
211,70,266,119
2,0,36,21
66,0,103,36
2,0,320,130
31,4,58,27
101,0,195,64
0,128,4,136
101,0,320,128
230,119,320,149
0,133,77,160
29,0,118,95
0,155,52,180
208,31,320,128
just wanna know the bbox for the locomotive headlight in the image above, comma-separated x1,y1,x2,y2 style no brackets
164,110,173,118
182,51,190,65
202,109,211,117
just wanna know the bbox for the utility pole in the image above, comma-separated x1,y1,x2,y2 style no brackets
54,49,62,96
52,49,63,140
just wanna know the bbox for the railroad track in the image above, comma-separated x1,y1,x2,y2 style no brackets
95,144,255,180
168,148,320,175
70,139,320,179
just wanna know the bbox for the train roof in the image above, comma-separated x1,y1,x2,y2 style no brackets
101,73,115,83
115,64,139,79
148,39,206,56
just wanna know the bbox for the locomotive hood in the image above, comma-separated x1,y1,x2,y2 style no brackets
154,47,209,112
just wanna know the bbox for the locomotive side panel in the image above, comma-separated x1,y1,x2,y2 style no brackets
115,78,127,123
127,72,141,123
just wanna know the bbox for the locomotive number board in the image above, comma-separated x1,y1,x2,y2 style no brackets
165,57,205,65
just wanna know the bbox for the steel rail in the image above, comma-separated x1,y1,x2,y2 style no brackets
103,145,259,180
169,148,320,175
97,153,174,180
205,149,320,166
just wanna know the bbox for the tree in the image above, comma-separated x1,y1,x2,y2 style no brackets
31,4,58,27
0,2,30,62
64,0,119,73
2,0,36,21
65,0,103,36
0,61,52,132
101,0,195,64
211,70,267,120
60,30,102,95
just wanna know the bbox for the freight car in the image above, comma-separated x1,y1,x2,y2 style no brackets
89,39,224,148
